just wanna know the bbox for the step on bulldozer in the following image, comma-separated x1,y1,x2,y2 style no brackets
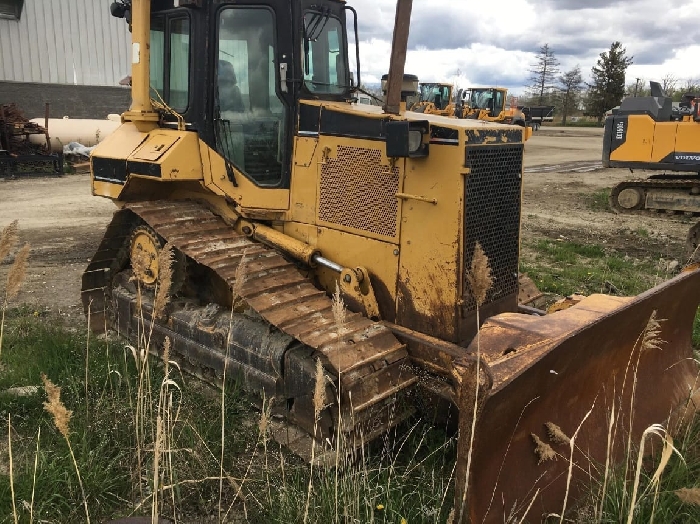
85,1,700,521
603,81,700,260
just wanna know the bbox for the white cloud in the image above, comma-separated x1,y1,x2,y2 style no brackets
348,0,700,94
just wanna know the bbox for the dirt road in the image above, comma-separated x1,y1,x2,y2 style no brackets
0,126,694,315
0,175,114,318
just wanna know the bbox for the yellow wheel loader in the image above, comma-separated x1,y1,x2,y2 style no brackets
455,86,533,140
85,2,700,521
603,81,700,258
409,81,455,116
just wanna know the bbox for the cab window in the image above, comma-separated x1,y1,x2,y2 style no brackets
215,7,287,186
149,15,190,112
303,12,347,95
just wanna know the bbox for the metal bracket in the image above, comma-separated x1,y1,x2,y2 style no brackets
280,63,289,93
339,266,381,320
395,192,437,205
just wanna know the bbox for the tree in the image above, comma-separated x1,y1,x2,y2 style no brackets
661,73,678,96
587,41,633,122
528,44,560,105
558,65,583,125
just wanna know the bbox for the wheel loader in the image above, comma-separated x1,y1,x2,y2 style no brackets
456,87,528,125
84,1,700,521
409,81,455,116
603,81,700,258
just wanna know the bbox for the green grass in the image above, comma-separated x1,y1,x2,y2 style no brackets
252,425,455,524
0,309,254,523
521,239,660,297
587,188,612,212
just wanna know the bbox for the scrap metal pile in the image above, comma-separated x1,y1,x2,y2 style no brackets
0,103,63,177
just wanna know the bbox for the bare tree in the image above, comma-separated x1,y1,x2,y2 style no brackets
680,78,700,94
626,78,649,97
528,44,560,105
661,73,678,96
558,66,583,125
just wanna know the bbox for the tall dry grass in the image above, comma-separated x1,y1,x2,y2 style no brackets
456,241,493,524
0,220,30,358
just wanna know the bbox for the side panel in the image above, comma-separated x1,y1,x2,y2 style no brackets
673,121,700,165
608,114,654,163
650,121,678,162
396,144,464,342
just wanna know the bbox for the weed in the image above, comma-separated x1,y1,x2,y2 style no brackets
588,188,612,212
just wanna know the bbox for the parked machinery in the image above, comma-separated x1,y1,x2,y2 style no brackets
602,81,700,256
406,81,455,116
87,2,700,522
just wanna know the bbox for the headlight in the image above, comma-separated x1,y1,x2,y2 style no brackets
385,120,429,158
408,130,423,153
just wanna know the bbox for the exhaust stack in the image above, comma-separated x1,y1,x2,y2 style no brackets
383,0,413,115
116,0,159,129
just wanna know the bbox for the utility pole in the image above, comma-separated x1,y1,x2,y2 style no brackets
634,78,640,97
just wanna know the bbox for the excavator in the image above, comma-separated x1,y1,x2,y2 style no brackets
603,81,700,257
85,1,700,522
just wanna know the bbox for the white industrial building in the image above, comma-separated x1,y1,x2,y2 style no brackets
0,0,132,118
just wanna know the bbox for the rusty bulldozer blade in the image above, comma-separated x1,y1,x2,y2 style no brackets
453,267,700,523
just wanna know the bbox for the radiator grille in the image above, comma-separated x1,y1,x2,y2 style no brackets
318,146,400,238
463,145,523,312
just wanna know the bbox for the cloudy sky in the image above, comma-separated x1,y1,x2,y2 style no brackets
349,0,700,95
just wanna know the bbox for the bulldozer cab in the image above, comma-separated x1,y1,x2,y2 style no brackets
145,0,354,192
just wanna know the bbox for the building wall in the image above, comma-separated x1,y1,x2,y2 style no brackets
0,0,130,86
0,81,130,119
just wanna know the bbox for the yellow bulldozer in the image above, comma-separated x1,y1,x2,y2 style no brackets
603,81,700,256
86,2,700,522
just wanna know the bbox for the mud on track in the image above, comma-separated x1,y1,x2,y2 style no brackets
0,126,694,318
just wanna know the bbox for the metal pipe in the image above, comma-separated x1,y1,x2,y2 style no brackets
131,0,152,113
383,0,413,115
312,255,343,273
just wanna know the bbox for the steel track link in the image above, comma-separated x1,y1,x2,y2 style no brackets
81,200,418,459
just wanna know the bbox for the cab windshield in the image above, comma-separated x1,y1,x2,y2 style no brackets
419,84,451,110
469,89,504,114
303,11,348,95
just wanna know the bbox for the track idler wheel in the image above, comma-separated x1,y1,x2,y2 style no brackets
129,225,186,293
610,184,644,213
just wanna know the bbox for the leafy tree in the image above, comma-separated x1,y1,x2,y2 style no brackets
528,44,560,105
558,65,583,125
587,41,633,122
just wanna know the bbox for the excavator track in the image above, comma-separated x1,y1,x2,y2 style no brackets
82,200,418,461
609,175,700,216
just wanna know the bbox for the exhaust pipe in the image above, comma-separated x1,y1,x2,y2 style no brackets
116,0,159,129
383,0,413,115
